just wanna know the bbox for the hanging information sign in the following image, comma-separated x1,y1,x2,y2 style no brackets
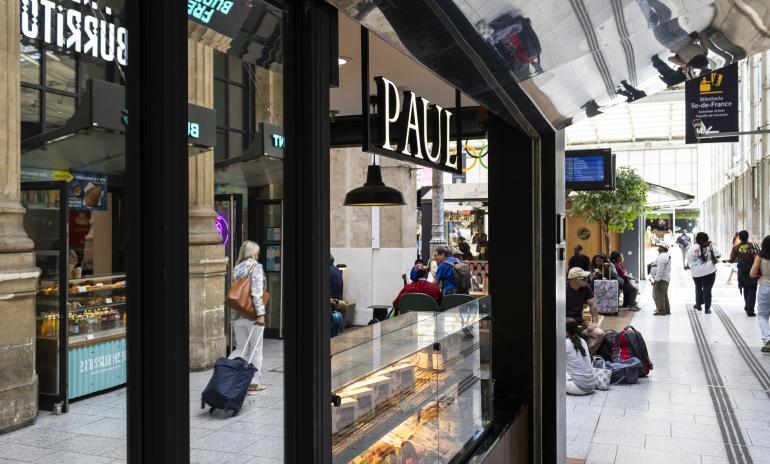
685,63,739,144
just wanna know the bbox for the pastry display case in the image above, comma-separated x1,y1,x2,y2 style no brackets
331,297,492,464
23,181,128,410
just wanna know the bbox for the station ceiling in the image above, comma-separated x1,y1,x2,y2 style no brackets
329,0,770,131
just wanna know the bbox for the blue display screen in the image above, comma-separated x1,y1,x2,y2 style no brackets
566,155,605,183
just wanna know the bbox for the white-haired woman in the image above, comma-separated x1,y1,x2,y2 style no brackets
231,240,268,393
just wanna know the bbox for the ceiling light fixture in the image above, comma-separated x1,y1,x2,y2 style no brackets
343,161,406,207
338,56,351,66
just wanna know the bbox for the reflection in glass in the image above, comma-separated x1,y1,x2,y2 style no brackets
79,59,108,92
45,50,77,92
21,88,41,139
20,43,41,84
45,93,76,130
228,86,244,130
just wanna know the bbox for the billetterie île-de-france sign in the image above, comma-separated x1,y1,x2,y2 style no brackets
372,76,462,175
21,0,127,66
685,63,739,144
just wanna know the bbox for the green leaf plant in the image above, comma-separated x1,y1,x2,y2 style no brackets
568,167,648,255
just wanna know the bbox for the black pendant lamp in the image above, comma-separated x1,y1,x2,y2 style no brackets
343,163,406,207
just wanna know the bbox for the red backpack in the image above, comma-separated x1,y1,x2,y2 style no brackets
611,326,653,377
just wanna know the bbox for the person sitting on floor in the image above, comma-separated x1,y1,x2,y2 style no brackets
392,265,442,313
565,317,595,396
566,267,606,354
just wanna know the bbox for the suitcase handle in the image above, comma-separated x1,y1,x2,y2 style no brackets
240,323,265,366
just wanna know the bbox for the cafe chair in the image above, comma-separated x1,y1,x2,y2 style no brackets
396,292,440,314
439,294,475,312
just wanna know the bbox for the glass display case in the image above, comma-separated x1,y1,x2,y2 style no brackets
23,181,128,409
330,297,492,464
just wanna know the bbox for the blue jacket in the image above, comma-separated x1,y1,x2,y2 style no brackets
330,265,343,300
434,257,458,292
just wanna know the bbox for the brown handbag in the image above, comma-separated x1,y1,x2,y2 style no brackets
225,264,268,321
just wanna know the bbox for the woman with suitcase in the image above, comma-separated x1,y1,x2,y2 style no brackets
230,240,268,394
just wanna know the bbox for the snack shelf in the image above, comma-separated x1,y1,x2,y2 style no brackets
332,343,481,463
69,274,126,284
67,301,126,313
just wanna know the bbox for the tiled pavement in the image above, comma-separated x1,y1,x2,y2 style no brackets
0,339,284,464
567,249,770,464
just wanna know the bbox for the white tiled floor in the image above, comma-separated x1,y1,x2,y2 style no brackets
567,249,770,464
0,339,284,464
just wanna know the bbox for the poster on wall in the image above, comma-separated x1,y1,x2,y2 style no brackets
69,172,108,211
265,245,281,272
685,63,739,144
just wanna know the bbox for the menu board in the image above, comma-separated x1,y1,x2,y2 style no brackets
69,172,108,211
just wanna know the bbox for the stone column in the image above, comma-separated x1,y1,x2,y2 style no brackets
187,37,228,370
0,0,40,432
429,169,448,255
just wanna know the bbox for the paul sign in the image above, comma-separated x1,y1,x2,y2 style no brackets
372,76,461,174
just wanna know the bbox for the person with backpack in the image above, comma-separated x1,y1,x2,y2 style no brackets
676,230,691,269
686,232,721,314
433,246,471,295
728,230,760,317
749,235,770,353
650,243,672,315
565,318,595,396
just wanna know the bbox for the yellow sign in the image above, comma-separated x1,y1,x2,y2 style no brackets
52,170,74,182
699,72,724,95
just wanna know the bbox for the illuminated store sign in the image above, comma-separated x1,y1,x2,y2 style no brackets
373,76,460,174
272,134,285,148
187,0,251,38
20,0,128,66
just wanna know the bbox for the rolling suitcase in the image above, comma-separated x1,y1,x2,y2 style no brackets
201,323,263,416
593,278,619,316
331,310,344,337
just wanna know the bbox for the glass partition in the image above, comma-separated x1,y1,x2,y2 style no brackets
331,297,492,463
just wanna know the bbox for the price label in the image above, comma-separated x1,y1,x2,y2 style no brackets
86,334,95,341
96,283,104,287
78,286,87,293
105,298,113,304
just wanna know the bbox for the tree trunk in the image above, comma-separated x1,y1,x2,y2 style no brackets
602,222,611,256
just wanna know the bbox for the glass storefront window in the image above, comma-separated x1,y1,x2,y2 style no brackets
20,87,41,139
20,43,41,84
45,50,77,92
44,93,75,130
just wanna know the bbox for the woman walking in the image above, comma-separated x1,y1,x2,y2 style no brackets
231,240,268,393
750,236,770,353
686,232,721,314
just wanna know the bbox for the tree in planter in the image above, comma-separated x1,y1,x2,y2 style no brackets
568,167,648,255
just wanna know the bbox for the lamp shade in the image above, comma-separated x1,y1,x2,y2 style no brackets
343,164,407,206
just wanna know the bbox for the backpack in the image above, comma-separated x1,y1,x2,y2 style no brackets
611,326,652,377
450,261,472,293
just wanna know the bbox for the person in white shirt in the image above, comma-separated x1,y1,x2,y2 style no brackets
686,232,721,314
650,243,672,315
565,317,595,396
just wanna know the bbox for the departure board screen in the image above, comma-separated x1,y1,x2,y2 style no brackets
565,155,605,182
565,149,615,191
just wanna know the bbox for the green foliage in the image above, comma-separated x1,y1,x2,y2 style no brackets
568,167,648,253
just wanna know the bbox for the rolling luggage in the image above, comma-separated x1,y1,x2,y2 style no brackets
593,279,619,316
201,324,263,415
331,310,344,337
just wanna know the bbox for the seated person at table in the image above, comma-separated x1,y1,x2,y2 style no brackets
566,267,606,354
565,317,595,395
434,246,461,295
392,266,442,313
407,258,426,284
